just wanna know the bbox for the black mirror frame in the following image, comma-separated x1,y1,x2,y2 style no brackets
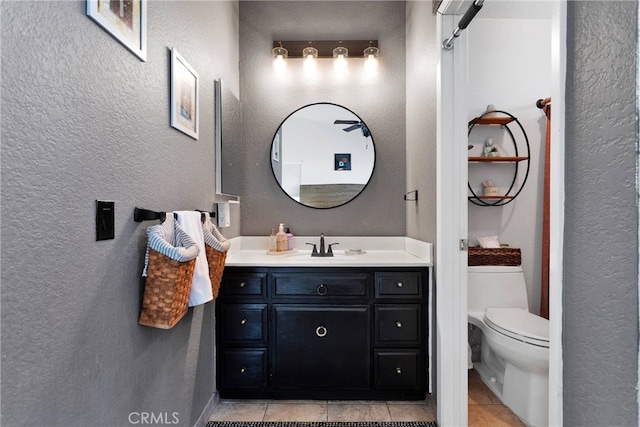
270,102,376,209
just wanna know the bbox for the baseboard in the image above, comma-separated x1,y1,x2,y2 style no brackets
194,392,219,427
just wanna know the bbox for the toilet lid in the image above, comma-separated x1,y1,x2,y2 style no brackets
484,308,550,348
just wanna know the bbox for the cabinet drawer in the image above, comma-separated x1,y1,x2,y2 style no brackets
273,273,368,297
374,350,420,388
222,273,266,297
220,304,267,344
375,305,421,343
220,349,267,389
375,272,422,298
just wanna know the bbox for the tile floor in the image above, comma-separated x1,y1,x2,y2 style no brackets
468,369,525,427
209,369,524,426
209,399,436,422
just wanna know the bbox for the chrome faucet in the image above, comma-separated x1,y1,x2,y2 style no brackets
306,233,339,257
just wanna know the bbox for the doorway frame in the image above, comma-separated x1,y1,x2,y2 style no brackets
435,1,566,426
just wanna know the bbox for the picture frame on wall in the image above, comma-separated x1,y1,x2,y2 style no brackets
334,153,351,171
170,48,199,140
87,0,147,61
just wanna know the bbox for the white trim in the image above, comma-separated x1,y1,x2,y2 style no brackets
549,2,566,425
436,11,469,426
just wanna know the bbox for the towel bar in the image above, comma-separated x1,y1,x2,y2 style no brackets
134,207,215,223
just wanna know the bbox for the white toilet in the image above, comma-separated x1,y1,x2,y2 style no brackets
468,265,550,427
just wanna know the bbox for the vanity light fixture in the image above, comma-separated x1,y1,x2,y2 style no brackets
271,40,378,59
272,41,288,59
363,41,379,59
332,41,348,59
302,42,319,60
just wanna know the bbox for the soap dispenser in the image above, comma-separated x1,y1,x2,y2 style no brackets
286,228,294,251
276,223,288,252
268,229,277,252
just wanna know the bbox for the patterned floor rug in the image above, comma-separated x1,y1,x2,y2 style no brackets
206,423,438,427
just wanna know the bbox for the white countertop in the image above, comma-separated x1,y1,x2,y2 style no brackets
223,236,433,267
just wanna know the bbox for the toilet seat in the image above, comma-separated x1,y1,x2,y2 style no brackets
484,308,549,348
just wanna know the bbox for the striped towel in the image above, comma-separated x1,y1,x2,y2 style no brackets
202,212,231,252
141,214,199,277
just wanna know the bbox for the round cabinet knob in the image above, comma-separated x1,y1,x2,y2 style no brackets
396,367,402,375
396,321,402,328
316,325,328,337
396,282,403,288
240,318,247,325
239,282,246,288
316,284,328,296
240,367,246,373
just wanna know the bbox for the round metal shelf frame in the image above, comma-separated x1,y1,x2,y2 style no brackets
467,110,531,207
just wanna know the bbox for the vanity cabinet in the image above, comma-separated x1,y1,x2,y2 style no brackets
215,267,428,400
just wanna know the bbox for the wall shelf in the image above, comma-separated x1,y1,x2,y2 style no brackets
467,110,531,207
468,156,528,163
468,116,515,126
469,196,515,201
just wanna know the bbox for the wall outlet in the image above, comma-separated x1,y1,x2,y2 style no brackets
217,203,230,228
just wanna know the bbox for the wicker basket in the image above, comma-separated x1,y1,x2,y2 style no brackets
468,247,521,266
205,245,227,299
139,248,196,329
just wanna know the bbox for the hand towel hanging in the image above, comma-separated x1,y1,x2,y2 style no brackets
174,211,213,307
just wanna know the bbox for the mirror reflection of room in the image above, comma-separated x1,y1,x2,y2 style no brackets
271,103,375,209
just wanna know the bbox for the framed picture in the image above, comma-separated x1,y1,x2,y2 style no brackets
334,153,351,171
170,48,199,140
87,0,147,61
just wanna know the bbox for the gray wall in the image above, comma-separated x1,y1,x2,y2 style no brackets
1,1,239,426
239,1,407,237
564,1,638,425
406,2,438,244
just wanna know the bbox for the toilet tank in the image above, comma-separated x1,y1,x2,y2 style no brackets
468,266,529,312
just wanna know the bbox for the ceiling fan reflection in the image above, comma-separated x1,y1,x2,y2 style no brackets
334,119,371,138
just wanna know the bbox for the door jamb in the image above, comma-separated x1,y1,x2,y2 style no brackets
435,2,566,426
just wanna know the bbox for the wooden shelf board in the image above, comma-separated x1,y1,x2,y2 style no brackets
469,116,515,126
468,156,528,162
469,196,515,200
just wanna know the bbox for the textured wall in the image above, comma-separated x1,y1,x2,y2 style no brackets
239,1,406,237
564,1,638,425
1,1,239,426
406,2,438,245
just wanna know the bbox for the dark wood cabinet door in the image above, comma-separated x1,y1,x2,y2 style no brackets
273,305,370,390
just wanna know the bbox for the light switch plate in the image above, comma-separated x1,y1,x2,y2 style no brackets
96,200,115,240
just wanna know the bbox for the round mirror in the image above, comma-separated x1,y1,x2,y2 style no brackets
270,103,376,209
